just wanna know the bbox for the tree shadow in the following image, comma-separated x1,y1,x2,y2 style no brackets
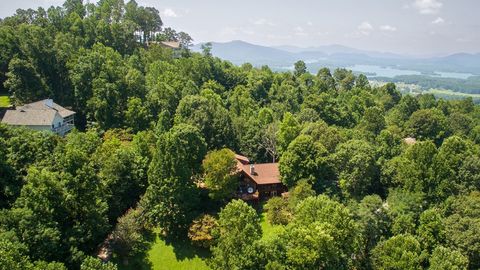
115,229,156,270
163,235,212,261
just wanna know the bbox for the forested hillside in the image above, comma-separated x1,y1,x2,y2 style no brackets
1,1,480,270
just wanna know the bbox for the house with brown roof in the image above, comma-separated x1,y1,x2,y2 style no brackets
158,41,181,49
235,154,287,200
1,99,75,136
403,137,417,145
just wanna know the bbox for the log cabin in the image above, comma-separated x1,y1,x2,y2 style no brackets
235,154,287,200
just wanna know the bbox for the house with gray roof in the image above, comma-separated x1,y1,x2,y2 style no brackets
1,99,75,136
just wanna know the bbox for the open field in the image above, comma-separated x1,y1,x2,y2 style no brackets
425,88,480,103
426,88,480,98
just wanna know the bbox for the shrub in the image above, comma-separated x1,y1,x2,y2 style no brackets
188,214,218,248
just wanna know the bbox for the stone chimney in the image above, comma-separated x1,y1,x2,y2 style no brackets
250,164,255,175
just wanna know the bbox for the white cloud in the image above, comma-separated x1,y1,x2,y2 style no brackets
161,8,178,18
242,29,255,35
413,0,443,14
293,26,308,36
220,27,255,36
431,17,445,24
456,37,469,43
266,34,293,40
294,26,305,32
315,31,329,36
380,25,397,32
358,21,374,35
307,21,313,26
252,18,276,26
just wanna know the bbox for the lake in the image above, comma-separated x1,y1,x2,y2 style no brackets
347,64,474,79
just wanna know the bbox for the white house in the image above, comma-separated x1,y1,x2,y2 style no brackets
1,99,75,136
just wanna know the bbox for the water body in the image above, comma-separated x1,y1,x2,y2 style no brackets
348,64,474,79
433,71,474,80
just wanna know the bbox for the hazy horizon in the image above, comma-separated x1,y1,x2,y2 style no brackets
1,0,479,56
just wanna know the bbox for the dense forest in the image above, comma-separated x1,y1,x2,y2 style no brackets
1,1,480,270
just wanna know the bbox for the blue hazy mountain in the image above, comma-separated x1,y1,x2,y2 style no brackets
192,40,480,75
274,44,407,59
192,40,298,65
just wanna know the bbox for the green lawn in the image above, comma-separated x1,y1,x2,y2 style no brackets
0,94,10,108
118,211,279,270
260,211,282,240
118,230,210,270
146,236,210,270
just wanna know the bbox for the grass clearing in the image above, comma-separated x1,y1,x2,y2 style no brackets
118,229,210,270
260,206,284,239
118,210,279,270
425,88,480,103
426,88,480,98
0,94,11,108
260,211,282,240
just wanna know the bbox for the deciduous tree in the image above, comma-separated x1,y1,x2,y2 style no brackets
210,200,261,270
202,148,238,201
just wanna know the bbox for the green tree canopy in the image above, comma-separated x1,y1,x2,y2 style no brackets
429,246,468,270
202,148,238,201
371,234,424,270
175,93,235,149
333,139,380,199
279,135,330,189
210,200,261,270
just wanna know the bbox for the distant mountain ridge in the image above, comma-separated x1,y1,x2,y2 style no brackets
192,40,480,75
193,40,297,64
274,44,408,59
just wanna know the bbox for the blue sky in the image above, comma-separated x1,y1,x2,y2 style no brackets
1,0,479,55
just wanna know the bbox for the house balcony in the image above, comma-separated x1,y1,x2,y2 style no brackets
52,123,74,136
236,191,260,201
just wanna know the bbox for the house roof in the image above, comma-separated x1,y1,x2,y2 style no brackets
1,99,75,126
20,100,75,118
235,154,250,165
160,41,181,49
404,137,417,145
241,163,281,185
2,109,58,126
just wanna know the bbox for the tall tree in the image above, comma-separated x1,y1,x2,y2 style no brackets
333,140,380,199
277,112,301,154
443,192,480,269
4,57,50,104
142,124,206,237
405,109,448,145
333,68,355,91
429,246,468,270
371,234,424,270
293,60,307,77
202,148,238,201
359,106,385,135
287,195,359,269
210,200,261,270
351,195,390,268
175,92,235,149
279,135,331,190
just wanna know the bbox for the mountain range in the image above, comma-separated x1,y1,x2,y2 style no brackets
192,40,480,76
